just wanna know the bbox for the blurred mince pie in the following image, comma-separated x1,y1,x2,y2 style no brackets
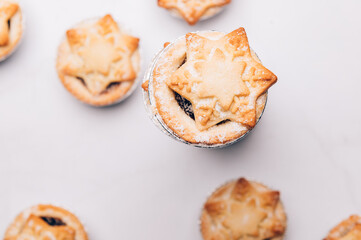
0,0,23,61
324,215,361,240
4,204,88,240
56,14,140,106
158,0,231,25
201,178,287,240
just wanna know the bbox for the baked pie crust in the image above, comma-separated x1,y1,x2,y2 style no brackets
324,215,361,240
0,0,23,61
158,0,231,25
201,178,287,240
4,204,88,240
144,28,276,146
56,14,140,106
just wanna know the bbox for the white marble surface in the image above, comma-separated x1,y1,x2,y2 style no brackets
1,0,361,239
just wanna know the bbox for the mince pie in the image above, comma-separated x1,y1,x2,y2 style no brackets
201,178,287,240
142,28,277,147
4,204,88,240
0,0,23,61
158,0,231,25
56,14,140,106
324,215,361,240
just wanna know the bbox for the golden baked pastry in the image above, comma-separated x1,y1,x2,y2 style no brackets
4,204,88,240
143,28,277,146
56,14,140,106
201,178,287,240
158,0,231,25
324,215,361,240
0,0,23,61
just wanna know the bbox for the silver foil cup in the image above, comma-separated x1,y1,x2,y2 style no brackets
142,32,268,148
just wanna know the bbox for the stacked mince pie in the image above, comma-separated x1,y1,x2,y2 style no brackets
142,27,276,147
1,0,358,240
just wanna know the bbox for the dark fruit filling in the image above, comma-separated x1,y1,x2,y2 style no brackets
101,82,121,94
173,56,229,126
41,216,66,226
105,82,121,90
217,120,229,126
76,77,86,87
174,91,194,120
178,56,186,68
76,77,121,94
173,56,194,119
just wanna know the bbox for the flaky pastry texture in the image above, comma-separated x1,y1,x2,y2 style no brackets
4,204,88,240
324,215,361,240
158,0,231,25
201,178,287,240
57,14,140,106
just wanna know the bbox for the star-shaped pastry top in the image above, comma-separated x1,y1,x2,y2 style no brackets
19,215,75,240
167,28,277,131
158,0,231,25
0,1,19,46
62,14,139,95
203,178,285,240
